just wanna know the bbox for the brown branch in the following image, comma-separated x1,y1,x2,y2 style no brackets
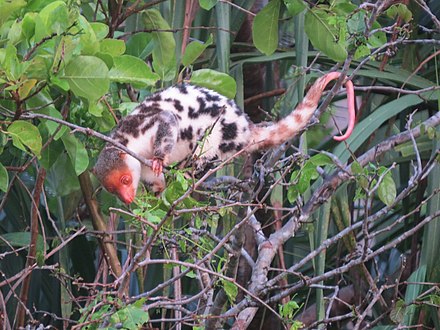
15,167,46,327
78,172,122,280
243,88,286,107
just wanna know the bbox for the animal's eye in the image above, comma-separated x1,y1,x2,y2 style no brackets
120,175,132,185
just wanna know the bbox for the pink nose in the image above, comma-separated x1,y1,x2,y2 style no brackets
119,189,135,204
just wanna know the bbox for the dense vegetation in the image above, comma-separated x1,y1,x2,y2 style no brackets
1,0,440,329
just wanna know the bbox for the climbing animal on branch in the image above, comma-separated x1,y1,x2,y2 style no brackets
94,72,356,204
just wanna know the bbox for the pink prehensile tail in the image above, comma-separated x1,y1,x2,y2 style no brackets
248,72,356,151
325,72,356,141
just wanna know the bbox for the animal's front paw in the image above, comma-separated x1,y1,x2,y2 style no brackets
152,158,163,176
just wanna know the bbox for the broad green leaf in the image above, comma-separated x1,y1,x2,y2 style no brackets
182,34,213,67
37,106,68,140
75,15,99,55
45,152,81,195
377,171,397,207
347,11,366,34
61,132,89,175
386,4,412,23
253,0,281,56
190,69,236,99
22,13,36,42
403,265,426,325
309,154,332,166
3,43,22,81
0,0,26,26
38,1,69,34
125,32,153,58
305,8,347,62
0,232,45,252
8,19,23,45
354,44,370,60
0,163,8,192
109,55,159,88
7,120,42,157
142,9,176,81
199,0,218,10
90,22,110,41
100,39,126,56
62,55,109,101
40,138,64,170
283,0,307,16
18,79,37,99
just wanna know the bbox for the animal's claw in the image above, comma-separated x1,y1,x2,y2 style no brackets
152,158,163,176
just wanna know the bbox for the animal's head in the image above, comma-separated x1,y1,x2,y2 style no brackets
94,147,141,204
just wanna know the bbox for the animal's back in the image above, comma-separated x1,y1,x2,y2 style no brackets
125,84,253,165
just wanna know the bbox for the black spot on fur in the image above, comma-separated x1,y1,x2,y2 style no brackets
188,106,198,119
221,120,237,140
219,142,236,153
138,103,162,116
180,127,193,140
112,132,129,146
141,119,156,134
149,93,162,102
174,99,184,112
118,115,147,138
200,88,221,102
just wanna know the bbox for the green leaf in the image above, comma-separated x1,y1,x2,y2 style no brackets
61,132,89,175
182,34,213,67
75,15,99,55
110,303,149,328
304,8,347,62
221,279,238,302
190,69,236,99
386,4,413,23
283,0,307,16
309,154,332,167
21,13,36,42
100,39,126,56
62,55,110,101
40,138,64,170
390,299,405,324
7,120,42,157
142,9,177,81
38,1,69,34
45,152,81,196
0,163,8,192
199,0,218,10
347,11,366,34
0,0,26,26
252,0,281,55
0,232,46,252
377,171,396,207
354,44,370,60
109,55,159,88
125,32,153,58
3,43,22,81
403,265,426,325
90,22,110,41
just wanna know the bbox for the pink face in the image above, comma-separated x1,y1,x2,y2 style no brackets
104,169,135,204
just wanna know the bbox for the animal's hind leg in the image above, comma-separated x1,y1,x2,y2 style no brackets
152,111,179,176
